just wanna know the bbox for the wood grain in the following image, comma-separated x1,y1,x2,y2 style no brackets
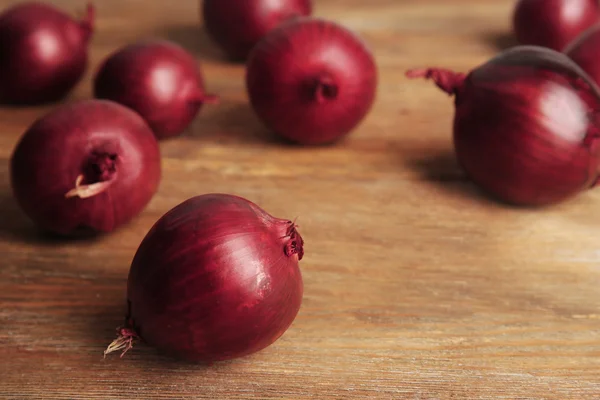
1,0,599,399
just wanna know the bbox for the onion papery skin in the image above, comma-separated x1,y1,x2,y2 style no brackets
565,25,600,88
513,0,600,51
202,0,312,61
407,46,600,206
94,40,217,140
122,194,304,362
10,100,161,236
0,2,94,105
246,17,377,145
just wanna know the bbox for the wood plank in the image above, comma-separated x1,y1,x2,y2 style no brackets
1,0,599,398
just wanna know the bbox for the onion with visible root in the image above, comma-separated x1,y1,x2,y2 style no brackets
10,100,161,235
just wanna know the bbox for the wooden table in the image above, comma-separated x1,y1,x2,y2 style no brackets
1,0,599,398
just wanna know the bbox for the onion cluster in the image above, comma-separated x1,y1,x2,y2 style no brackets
5,0,335,363
5,0,600,369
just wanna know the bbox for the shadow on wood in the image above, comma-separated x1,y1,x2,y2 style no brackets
188,102,290,146
0,187,104,245
91,295,227,368
0,187,39,242
99,312,224,368
482,32,519,52
189,102,345,148
405,149,463,181
160,24,229,63
404,149,493,204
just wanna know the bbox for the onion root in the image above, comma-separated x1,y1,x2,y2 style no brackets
103,327,139,358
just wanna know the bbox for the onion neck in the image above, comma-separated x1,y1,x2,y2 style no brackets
65,152,117,199
405,68,466,96
311,74,339,104
79,3,95,43
283,219,304,261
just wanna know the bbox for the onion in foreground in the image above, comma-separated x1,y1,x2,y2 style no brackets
105,194,304,362
406,46,600,206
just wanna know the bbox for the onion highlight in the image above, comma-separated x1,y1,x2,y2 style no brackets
0,2,94,104
246,17,377,145
10,100,161,235
105,194,304,362
406,46,600,206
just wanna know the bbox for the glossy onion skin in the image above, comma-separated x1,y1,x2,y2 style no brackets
0,2,94,105
10,100,161,235
566,25,600,86
202,0,312,60
94,40,212,140
246,17,377,145
513,0,600,51
408,46,600,206
126,194,304,362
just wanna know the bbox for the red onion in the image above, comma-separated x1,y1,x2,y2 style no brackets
0,2,94,105
406,46,600,206
202,0,312,61
513,0,600,51
246,17,377,145
93,40,218,140
105,194,304,362
10,100,161,235
565,25,600,86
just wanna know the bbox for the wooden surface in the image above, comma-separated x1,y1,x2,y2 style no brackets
1,0,599,398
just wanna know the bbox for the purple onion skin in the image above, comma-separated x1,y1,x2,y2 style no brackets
125,194,304,362
407,46,600,206
94,40,216,140
0,2,94,105
246,17,377,145
566,25,600,87
10,100,161,236
202,0,312,61
513,0,600,51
